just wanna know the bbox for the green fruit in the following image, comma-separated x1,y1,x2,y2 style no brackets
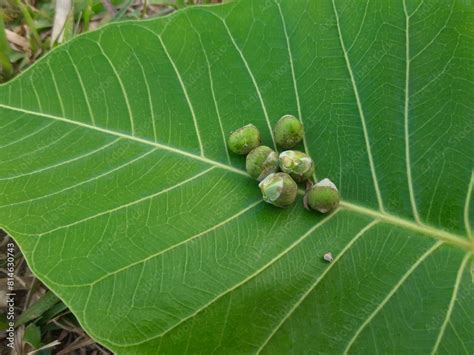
274,114,304,149
279,150,315,182
258,172,297,208
246,146,279,181
227,124,261,155
305,178,340,213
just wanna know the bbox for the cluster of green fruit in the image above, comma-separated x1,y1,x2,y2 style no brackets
227,115,340,213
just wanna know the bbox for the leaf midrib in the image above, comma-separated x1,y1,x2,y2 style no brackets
0,103,471,253
0,103,247,177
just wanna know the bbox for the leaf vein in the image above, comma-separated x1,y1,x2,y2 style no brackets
0,138,121,181
95,39,136,135
0,103,247,177
275,1,314,180
87,200,262,287
33,167,215,236
185,13,231,164
0,121,55,149
0,146,157,208
464,172,473,239
95,209,340,347
343,240,443,354
431,253,470,354
257,219,379,353
204,10,277,151
403,0,421,224
118,27,158,143
150,28,205,156
331,0,384,212
64,51,97,126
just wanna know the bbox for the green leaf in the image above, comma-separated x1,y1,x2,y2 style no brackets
0,0,473,353
16,291,61,326
37,300,69,325
0,316,8,332
24,323,42,349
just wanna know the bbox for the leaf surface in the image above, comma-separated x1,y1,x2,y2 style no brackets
1,0,473,353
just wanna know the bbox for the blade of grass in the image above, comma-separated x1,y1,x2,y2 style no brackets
142,0,148,18
24,323,42,349
0,52,13,79
16,291,60,327
62,4,75,42
82,0,93,32
113,0,133,21
0,11,13,78
12,0,42,52
0,12,11,56
39,301,69,325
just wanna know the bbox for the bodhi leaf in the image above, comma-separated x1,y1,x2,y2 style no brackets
1,0,473,353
